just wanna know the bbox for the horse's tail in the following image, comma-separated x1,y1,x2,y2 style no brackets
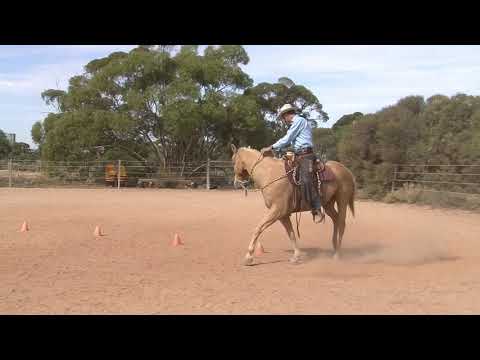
348,176,356,218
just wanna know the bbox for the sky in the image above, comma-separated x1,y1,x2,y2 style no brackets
1,45,480,146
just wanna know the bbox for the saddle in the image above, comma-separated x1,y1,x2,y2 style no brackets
283,151,336,211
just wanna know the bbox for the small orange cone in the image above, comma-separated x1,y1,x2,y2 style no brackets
255,242,266,256
94,225,104,237
171,233,184,246
20,221,29,232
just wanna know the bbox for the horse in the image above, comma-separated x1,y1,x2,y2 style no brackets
231,144,356,266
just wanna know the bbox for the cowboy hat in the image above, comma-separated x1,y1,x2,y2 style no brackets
277,104,297,119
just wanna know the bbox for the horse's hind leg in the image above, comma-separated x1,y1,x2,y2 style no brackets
244,209,279,266
279,216,302,264
323,200,339,259
336,199,348,254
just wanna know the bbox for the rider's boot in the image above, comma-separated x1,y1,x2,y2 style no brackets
311,198,325,224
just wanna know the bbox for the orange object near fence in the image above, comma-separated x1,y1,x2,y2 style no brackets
105,163,128,187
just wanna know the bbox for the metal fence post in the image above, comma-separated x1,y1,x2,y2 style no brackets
206,158,210,190
8,159,12,188
117,160,121,190
391,164,397,192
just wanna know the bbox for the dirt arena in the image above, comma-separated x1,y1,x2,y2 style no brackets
1,188,480,314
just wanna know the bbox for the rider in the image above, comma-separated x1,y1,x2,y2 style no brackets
261,104,324,222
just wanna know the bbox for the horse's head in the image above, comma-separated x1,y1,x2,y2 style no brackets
230,144,250,183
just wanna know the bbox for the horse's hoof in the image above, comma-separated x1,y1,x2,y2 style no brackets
296,250,306,258
289,256,301,264
243,257,255,266
333,253,340,261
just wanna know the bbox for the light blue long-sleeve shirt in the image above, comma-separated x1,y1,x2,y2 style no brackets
271,115,313,152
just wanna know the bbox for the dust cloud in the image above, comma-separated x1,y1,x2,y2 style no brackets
351,237,455,265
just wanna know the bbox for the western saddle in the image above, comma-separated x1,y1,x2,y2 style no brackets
283,151,335,215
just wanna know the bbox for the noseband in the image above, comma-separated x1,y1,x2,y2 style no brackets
234,151,292,196
233,152,264,195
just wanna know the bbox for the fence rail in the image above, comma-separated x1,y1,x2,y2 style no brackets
0,159,235,189
391,164,480,196
7,159,480,197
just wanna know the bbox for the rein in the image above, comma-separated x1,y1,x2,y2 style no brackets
234,151,302,239
249,152,264,179
235,152,294,196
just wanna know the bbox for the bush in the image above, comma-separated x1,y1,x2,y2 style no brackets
383,192,396,203
383,183,480,211
385,183,420,203
354,188,371,200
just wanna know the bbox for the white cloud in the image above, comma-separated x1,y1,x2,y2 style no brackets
3,45,480,144
0,60,86,95
245,45,480,76
0,46,138,96
0,80,15,87
0,45,137,145
0,45,137,59
243,45,480,123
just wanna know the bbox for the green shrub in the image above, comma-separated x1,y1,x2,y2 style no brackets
383,183,480,211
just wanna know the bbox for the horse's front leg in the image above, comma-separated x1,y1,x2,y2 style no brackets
244,209,280,266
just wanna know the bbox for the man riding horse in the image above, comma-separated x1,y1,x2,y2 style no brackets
260,104,324,223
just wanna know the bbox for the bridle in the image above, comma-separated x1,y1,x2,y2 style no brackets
233,148,302,239
233,152,262,196
233,151,293,196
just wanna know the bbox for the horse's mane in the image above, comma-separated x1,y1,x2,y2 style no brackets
238,146,281,162
239,147,259,154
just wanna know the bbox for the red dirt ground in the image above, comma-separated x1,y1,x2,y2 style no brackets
1,188,480,314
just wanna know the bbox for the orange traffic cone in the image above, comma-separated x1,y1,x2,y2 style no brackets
20,221,29,232
255,242,266,256
93,225,104,237
171,233,184,246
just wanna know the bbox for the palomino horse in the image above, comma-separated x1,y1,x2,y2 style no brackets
231,145,356,266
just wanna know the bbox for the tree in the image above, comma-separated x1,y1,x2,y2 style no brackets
10,142,38,160
312,127,337,160
332,112,363,130
31,121,44,146
244,77,328,150
331,93,480,198
34,45,264,164
246,77,328,126
33,46,327,165
0,129,12,159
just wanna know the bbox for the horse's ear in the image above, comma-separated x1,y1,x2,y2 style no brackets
231,144,237,154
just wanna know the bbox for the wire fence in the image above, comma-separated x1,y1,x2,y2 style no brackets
391,164,480,196
0,159,235,189
3,159,480,197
